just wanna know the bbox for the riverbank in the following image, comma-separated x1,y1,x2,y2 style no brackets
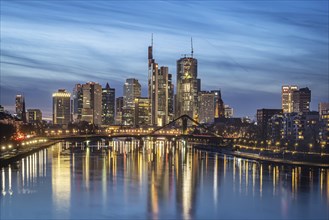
194,144,329,168
0,140,59,167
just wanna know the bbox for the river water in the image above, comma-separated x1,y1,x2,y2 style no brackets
1,140,328,219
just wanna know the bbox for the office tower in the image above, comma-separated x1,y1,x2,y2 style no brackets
102,83,115,125
123,78,141,126
115,97,124,125
319,102,329,117
175,52,200,121
224,105,234,118
52,89,71,125
282,85,299,113
198,91,215,124
257,108,283,140
134,97,150,126
212,90,225,118
15,94,26,122
295,87,311,113
81,82,102,125
27,109,42,122
148,40,174,126
72,84,83,122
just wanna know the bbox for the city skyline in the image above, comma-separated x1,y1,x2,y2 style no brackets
1,1,328,119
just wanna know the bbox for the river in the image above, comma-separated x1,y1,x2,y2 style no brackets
1,139,328,219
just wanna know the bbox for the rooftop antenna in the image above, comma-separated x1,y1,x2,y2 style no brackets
191,37,194,58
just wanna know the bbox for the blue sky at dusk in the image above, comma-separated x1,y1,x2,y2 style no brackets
1,0,328,119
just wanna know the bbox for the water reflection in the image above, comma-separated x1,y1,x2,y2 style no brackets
1,139,329,219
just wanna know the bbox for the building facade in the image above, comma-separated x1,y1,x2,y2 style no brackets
115,97,124,125
72,84,83,122
175,56,200,121
81,82,102,125
282,85,299,113
292,87,311,113
102,83,115,125
257,109,283,140
27,109,42,122
134,97,150,127
123,78,141,126
52,89,71,125
198,91,215,124
224,105,234,118
212,90,225,119
15,94,26,122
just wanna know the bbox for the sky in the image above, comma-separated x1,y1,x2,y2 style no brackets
1,0,328,120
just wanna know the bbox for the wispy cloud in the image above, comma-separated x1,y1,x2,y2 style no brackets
1,0,328,117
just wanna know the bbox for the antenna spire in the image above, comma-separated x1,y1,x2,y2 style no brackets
191,37,194,58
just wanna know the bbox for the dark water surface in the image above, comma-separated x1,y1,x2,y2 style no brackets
1,140,328,219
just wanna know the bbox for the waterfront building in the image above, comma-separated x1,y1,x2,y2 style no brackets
148,41,174,126
282,85,298,113
72,84,83,122
198,91,215,124
102,83,115,125
224,105,234,118
319,109,329,146
15,94,26,122
81,82,102,125
257,108,283,140
27,109,42,122
52,89,71,125
134,97,150,126
123,78,141,126
115,97,124,125
175,54,200,121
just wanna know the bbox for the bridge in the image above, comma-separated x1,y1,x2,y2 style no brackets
49,115,232,146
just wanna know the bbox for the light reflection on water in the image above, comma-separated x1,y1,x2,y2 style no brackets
0,140,329,219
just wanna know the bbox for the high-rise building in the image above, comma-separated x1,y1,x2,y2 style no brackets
257,108,283,140
282,85,298,113
27,109,42,122
319,102,329,117
123,78,141,126
134,97,150,127
52,89,71,125
148,41,174,127
175,55,200,121
295,87,311,113
224,105,234,118
15,94,26,122
81,82,102,125
198,91,215,124
115,97,124,125
212,90,225,118
72,84,83,122
102,83,115,125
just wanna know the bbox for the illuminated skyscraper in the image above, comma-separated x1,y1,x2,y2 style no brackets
15,94,26,122
282,85,298,113
115,97,124,125
148,39,174,126
102,83,115,125
52,89,71,125
293,87,311,113
224,105,234,118
27,109,42,122
175,54,200,121
134,97,150,126
72,84,83,122
211,90,225,118
81,82,102,125
123,78,141,126
198,91,215,124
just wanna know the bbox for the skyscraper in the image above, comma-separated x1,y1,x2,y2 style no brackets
15,94,26,122
212,90,225,118
72,84,83,122
102,83,115,125
282,85,298,113
52,89,71,125
81,82,102,125
175,54,200,121
148,40,174,126
27,109,42,122
296,87,311,113
115,97,124,125
123,78,141,126
134,97,150,126
198,91,215,124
